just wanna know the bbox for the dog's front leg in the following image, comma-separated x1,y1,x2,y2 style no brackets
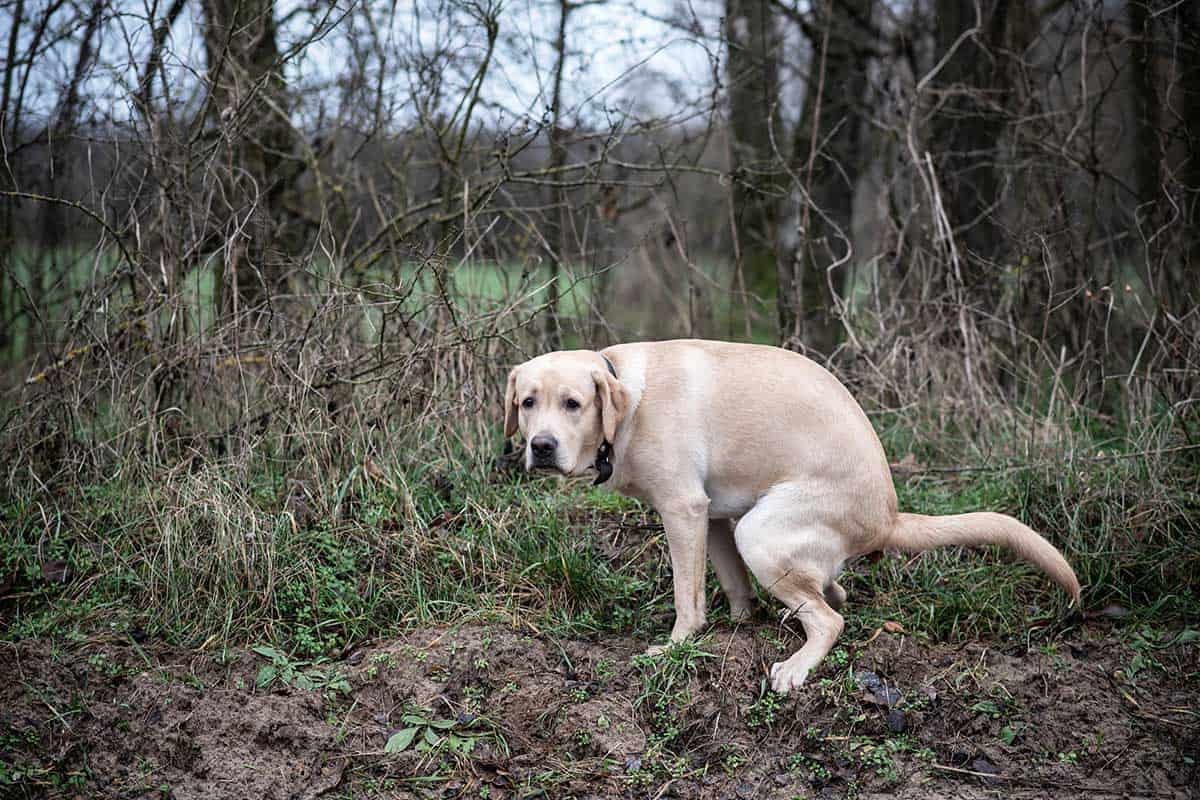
647,494,710,652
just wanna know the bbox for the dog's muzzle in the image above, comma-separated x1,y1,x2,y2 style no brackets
529,433,559,469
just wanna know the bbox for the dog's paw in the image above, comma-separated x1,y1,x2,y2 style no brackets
643,642,671,657
769,660,811,694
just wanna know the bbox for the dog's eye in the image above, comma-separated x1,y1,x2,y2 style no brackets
564,398,580,411
522,397,535,409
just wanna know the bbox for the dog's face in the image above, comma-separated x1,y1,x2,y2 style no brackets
504,351,627,476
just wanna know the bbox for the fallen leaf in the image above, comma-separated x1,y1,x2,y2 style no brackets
385,727,419,753
41,559,69,583
889,453,924,471
1085,604,1131,620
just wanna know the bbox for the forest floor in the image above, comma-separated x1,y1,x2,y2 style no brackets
4,447,1199,799
3,598,1197,798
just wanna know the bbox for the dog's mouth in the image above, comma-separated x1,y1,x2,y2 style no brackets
529,455,592,479
527,453,567,474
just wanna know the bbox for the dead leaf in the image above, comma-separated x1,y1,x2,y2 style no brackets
41,559,69,584
889,453,924,472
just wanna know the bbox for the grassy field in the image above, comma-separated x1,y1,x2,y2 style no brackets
1,399,1197,797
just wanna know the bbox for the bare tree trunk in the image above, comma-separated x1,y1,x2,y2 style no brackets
0,0,24,353
37,0,104,320
202,0,300,312
930,0,1011,285
136,0,188,116
725,0,782,302
1176,1,1200,293
545,0,573,350
778,0,873,353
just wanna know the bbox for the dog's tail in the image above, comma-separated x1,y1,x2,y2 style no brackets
884,512,1080,602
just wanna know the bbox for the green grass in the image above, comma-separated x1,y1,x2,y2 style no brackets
0,458,671,656
3,426,1197,660
1,244,783,370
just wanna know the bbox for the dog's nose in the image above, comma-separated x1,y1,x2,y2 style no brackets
530,434,558,459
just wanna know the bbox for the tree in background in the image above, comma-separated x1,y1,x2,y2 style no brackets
201,0,303,312
1172,1,1200,304
776,0,874,354
928,0,1012,287
724,0,783,301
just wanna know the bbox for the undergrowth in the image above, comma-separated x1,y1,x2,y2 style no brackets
2,409,1197,659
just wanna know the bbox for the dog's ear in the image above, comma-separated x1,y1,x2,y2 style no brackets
503,366,521,438
592,368,628,443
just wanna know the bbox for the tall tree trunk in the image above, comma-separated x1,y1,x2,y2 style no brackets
202,0,299,312
778,0,873,353
545,0,572,350
724,0,782,301
1175,1,1200,295
0,0,25,353
37,0,104,326
930,0,1011,288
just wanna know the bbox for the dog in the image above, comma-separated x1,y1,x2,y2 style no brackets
502,339,1080,693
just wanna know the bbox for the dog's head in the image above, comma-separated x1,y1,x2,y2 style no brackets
503,350,627,476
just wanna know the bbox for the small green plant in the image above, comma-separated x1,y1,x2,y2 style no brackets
631,639,714,754
828,647,850,668
999,723,1024,745
252,645,351,694
746,684,784,729
790,753,831,781
723,750,747,773
383,707,494,757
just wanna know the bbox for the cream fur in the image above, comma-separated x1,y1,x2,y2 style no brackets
504,340,1080,693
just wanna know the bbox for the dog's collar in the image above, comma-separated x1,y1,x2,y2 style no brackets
593,354,618,485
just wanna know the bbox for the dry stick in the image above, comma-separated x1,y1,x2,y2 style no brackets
928,762,1180,797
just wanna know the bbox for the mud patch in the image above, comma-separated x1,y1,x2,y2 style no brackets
1,622,1196,798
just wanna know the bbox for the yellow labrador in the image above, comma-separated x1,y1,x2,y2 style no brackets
503,339,1079,693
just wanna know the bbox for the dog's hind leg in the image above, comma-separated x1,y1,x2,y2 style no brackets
734,488,847,693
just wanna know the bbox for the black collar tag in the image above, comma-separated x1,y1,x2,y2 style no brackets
593,353,618,485
593,440,613,485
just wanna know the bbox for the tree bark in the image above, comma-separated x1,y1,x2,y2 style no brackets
36,0,104,321
725,0,783,300
545,0,573,350
778,0,873,353
0,0,25,352
929,0,1011,286
1175,1,1200,295
202,0,300,312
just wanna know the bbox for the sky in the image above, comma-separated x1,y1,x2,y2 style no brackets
1,0,738,132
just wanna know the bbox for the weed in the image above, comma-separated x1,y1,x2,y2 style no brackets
252,645,351,695
631,639,714,756
746,683,784,729
383,707,502,758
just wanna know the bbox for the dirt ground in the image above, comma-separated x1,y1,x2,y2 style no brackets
1,620,1197,799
